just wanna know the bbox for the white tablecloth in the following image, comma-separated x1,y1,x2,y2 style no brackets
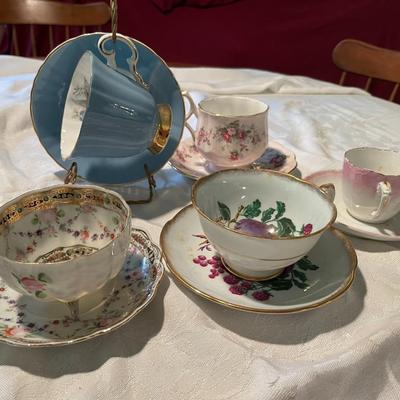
1,55,400,400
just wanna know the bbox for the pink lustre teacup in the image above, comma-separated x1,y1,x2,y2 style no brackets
343,147,400,223
183,93,268,168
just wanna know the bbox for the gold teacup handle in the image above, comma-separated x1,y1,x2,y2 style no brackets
181,91,198,142
97,33,149,89
319,183,335,202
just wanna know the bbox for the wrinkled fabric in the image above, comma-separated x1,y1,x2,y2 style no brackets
0,56,400,400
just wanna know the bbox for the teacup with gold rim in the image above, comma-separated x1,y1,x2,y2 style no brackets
183,93,268,168
0,184,131,306
192,169,336,281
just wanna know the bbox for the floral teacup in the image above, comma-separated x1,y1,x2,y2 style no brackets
0,185,131,307
192,169,336,280
183,93,268,168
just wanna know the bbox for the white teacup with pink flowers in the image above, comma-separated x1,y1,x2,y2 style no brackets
183,93,268,168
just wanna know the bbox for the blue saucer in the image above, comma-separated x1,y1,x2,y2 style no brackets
31,33,184,184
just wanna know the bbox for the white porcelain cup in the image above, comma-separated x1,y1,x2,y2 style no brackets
192,169,336,281
343,147,400,223
182,92,268,168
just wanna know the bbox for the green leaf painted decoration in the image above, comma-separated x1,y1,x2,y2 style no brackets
293,269,307,282
35,291,47,298
217,201,231,221
268,278,293,291
112,217,119,225
277,217,296,236
261,208,275,222
293,280,309,289
297,257,319,270
215,198,313,238
275,201,286,219
243,199,261,218
38,273,52,283
57,209,65,218
31,215,39,225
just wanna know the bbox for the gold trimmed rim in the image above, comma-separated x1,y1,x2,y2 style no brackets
344,147,400,178
198,96,269,118
160,205,358,314
169,139,298,180
0,183,132,266
191,168,337,241
0,229,164,347
30,32,185,186
220,258,284,281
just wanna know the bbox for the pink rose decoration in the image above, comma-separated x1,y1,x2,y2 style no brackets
40,208,58,224
223,132,231,142
237,131,245,140
98,318,112,328
229,151,239,161
81,204,95,213
4,326,30,338
20,277,44,293
303,223,313,235
80,230,90,241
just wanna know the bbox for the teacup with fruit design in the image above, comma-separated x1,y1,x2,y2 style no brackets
192,169,336,280
0,185,131,307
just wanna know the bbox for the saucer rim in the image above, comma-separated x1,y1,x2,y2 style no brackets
30,32,184,185
168,139,297,180
160,204,358,314
0,228,164,348
305,169,400,241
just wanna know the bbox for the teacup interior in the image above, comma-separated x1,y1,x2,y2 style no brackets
60,51,93,160
199,96,268,117
345,148,400,176
194,170,335,237
0,187,129,263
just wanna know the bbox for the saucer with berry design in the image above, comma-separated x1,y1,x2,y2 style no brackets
0,229,163,347
169,138,297,180
160,205,357,314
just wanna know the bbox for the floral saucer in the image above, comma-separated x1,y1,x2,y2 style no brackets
160,205,357,314
306,170,400,241
0,229,163,347
169,138,297,180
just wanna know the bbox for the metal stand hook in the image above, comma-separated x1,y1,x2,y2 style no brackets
63,162,156,204
64,162,78,184
126,164,157,204
110,0,118,43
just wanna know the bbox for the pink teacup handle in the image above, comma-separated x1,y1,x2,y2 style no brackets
371,181,392,219
181,91,198,142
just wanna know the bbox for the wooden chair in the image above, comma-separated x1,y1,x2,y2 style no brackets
332,39,400,102
0,0,110,57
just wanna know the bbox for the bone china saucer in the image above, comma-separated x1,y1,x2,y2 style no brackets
31,33,184,184
169,139,297,180
160,205,357,314
0,229,163,347
306,170,400,241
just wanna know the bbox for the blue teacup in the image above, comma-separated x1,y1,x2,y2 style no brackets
60,35,171,160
